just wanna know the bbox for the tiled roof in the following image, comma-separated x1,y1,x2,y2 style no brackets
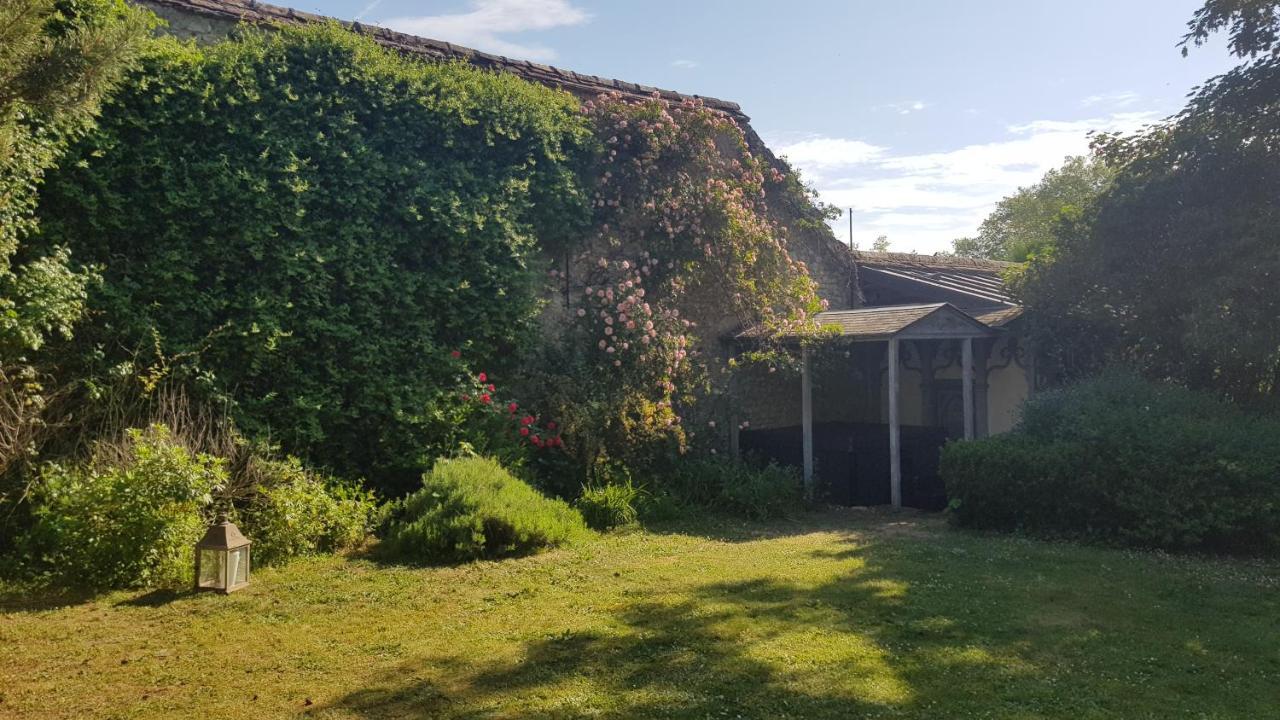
139,0,748,120
967,305,1024,328
813,303,993,339
854,251,1015,305
736,303,1001,341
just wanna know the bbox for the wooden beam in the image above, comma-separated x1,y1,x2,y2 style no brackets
888,338,901,508
962,336,974,441
801,346,814,497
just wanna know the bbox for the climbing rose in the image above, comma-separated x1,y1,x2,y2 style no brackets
479,394,491,404
508,402,518,413
477,372,487,383
450,350,461,359
520,427,530,437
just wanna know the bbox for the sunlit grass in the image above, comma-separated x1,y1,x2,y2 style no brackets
2,509,1277,718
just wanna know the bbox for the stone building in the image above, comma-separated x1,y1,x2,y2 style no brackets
134,0,1033,509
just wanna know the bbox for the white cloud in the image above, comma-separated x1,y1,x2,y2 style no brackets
1082,90,1141,108
671,59,698,69
382,0,589,62
874,100,929,115
775,136,887,170
771,111,1161,253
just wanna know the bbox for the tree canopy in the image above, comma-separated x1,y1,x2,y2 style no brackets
0,0,152,356
952,156,1113,262
1181,0,1280,57
1016,53,1280,406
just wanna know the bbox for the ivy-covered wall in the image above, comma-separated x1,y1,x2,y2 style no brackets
34,5,858,489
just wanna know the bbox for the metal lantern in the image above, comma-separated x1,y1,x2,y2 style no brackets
194,514,251,593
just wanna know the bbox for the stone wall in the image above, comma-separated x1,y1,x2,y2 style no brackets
141,1,238,41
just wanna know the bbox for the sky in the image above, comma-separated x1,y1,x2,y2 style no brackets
286,0,1238,253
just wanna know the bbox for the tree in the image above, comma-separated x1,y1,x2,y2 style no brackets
0,0,152,356
1015,54,1280,406
952,156,1114,261
870,235,890,252
1181,0,1280,58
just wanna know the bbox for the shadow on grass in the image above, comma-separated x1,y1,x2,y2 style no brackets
640,504,938,544
313,530,1043,719
0,581,97,613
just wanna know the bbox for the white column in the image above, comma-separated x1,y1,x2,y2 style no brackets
962,336,974,441
801,346,814,497
887,337,901,508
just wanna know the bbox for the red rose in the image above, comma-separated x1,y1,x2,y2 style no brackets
477,372,488,383
519,427,530,437
521,415,534,426
450,350,461,359
461,393,470,401
547,421,557,430
532,435,542,446
480,394,491,404
487,384,495,392
508,402,518,413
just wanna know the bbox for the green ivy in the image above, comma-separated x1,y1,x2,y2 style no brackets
33,25,593,491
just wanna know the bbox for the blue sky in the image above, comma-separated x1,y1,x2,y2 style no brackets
286,0,1237,253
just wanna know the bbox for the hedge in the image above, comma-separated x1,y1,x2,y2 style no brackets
941,370,1280,554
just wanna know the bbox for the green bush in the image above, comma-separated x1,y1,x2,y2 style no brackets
655,456,803,520
942,369,1280,554
717,462,805,521
27,425,223,589
576,482,640,530
34,24,593,493
239,458,379,566
380,456,589,563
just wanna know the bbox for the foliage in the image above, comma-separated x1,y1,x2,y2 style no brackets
1015,54,1280,405
0,0,153,357
379,456,589,563
24,424,223,588
941,370,1280,554
952,156,1114,261
576,480,641,530
870,235,890,252
531,93,825,478
32,25,593,491
654,456,803,520
237,457,378,566
716,461,804,520
419,357,566,484
1181,0,1280,57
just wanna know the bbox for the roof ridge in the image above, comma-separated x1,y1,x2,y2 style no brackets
140,0,747,119
853,250,1016,271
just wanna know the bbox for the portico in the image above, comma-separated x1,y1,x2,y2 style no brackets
797,303,997,507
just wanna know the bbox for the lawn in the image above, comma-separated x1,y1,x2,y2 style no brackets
2,509,1277,719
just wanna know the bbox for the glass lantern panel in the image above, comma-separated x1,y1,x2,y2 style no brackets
228,547,249,587
198,548,225,589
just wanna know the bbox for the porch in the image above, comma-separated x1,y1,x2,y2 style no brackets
733,303,1029,509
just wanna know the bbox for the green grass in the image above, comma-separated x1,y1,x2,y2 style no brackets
2,509,1277,718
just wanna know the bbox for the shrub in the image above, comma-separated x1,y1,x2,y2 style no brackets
655,456,804,520
717,462,805,521
380,456,589,563
26,425,223,589
576,481,640,530
942,370,1280,554
238,458,379,566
